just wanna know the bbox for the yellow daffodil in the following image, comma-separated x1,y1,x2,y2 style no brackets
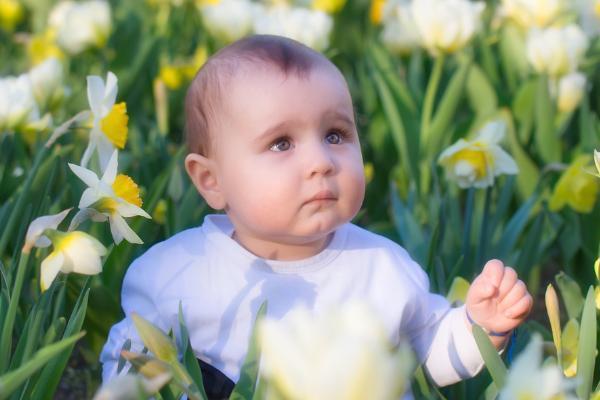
312,0,346,14
545,284,562,356
370,0,386,25
526,25,588,78
93,373,171,400
501,0,569,29
82,71,129,170
499,335,576,400
48,0,112,55
152,199,168,225
39,230,106,291
561,319,579,377
0,0,23,32
27,29,64,66
438,121,519,188
364,162,374,184
446,276,470,304
69,151,151,245
410,0,485,56
549,155,599,213
159,65,183,90
259,301,414,400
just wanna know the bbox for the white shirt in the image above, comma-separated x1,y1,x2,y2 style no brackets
100,214,485,396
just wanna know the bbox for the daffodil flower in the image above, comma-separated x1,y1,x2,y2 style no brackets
24,208,72,253
593,149,600,178
561,319,579,377
93,373,171,400
549,155,599,213
81,71,129,171
499,335,576,400
69,150,150,245
438,121,519,188
40,230,106,291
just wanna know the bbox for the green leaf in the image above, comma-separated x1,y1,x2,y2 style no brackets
472,325,507,389
499,24,529,92
466,63,497,122
555,272,584,320
512,80,536,144
0,332,84,400
178,303,207,400
230,301,268,400
493,196,536,260
534,75,560,163
575,286,597,400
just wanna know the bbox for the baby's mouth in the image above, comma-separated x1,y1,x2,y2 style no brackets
304,190,337,206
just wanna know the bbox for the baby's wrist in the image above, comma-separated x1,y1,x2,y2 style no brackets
464,308,511,338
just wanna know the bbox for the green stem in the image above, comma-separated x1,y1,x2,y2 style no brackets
0,251,31,374
421,54,445,148
476,186,492,269
462,188,475,277
0,145,50,257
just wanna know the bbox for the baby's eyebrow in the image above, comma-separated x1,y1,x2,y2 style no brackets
256,121,292,143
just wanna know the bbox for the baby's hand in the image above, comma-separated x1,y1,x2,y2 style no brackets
465,259,533,336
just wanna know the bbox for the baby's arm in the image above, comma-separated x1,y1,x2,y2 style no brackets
465,259,533,347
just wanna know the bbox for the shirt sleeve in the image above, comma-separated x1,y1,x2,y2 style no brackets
400,253,485,387
99,253,170,382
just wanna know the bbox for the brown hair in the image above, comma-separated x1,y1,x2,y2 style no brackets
184,34,336,156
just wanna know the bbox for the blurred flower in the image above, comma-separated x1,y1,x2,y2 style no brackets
24,208,71,253
595,258,600,309
259,301,414,400
254,4,333,51
0,0,24,31
158,47,207,90
438,121,518,189
82,71,128,170
561,319,578,377
364,162,374,184
595,258,599,281
499,335,576,400
557,72,586,113
526,25,588,77
370,0,386,24
69,151,151,245
549,155,599,213
501,0,569,29
49,0,112,55
27,29,65,65
593,149,600,177
446,276,470,304
312,0,346,14
410,0,485,56
28,57,64,112
576,0,600,36
39,230,106,291
93,373,171,400
198,0,255,43
545,284,562,356
380,0,420,54
0,74,41,132
131,313,178,363
152,199,168,225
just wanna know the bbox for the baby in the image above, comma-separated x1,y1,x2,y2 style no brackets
101,35,532,398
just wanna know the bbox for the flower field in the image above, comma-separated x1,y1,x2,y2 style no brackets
0,0,599,399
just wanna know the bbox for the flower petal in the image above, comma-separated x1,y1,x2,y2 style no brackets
25,208,71,250
101,150,119,185
117,202,151,219
61,232,106,275
109,214,143,244
97,134,117,174
40,251,64,291
104,71,118,110
68,162,100,188
87,75,106,116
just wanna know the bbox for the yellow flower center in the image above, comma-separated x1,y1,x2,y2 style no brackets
112,174,143,207
100,102,129,149
369,0,386,25
450,144,492,179
0,0,23,31
28,29,64,65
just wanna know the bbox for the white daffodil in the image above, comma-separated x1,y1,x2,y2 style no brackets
198,0,256,43
526,24,589,78
49,0,112,55
27,57,64,112
24,208,72,253
380,0,420,55
39,230,106,291
259,301,414,400
253,4,333,51
438,121,519,188
93,372,171,400
69,150,150,245
557,72,586,113
0,74,40,132
501,0,569,29
82,71,128,170
499,335,576,400
410,0,485,56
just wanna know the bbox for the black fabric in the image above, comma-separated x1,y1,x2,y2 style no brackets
197,358,235,400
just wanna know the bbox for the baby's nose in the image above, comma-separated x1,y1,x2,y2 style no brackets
305,142,335,178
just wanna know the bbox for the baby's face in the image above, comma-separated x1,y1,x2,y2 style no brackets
210,64,365,257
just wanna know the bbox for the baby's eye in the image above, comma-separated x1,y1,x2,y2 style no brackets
269,138,292,152
325,131,344,145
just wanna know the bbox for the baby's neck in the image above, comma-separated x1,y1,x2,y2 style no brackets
231,231,333,261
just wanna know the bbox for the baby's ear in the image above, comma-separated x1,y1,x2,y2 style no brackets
184,153,226,210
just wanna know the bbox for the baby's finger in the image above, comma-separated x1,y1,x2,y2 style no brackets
499,280,527,312
503,293,533,319
497,267,518,301
481,259,504,288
